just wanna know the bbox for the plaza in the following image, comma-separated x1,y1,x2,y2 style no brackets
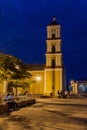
0,97,87,130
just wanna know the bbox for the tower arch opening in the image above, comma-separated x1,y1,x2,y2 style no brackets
52,45,55,53
52,59,55,68
52,34,55,39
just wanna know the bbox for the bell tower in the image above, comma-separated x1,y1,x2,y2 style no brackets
44,17,63,96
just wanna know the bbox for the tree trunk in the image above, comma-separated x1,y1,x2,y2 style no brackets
15,87,17,96
3,80,8,94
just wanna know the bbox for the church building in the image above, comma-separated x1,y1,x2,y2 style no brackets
0,17,65,96
28,17,65,96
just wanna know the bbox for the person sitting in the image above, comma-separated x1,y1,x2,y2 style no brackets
5,93,10,102
5,93,19,111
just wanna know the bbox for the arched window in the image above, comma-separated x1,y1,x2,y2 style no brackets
78,84,85,93
52,45,55,53
52,34,55,39
85,85,87,93
52,59,55,68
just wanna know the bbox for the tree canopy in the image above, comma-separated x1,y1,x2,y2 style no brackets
0,53,32,81
0,53,33,95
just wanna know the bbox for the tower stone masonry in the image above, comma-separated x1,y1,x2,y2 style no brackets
44,17,63,96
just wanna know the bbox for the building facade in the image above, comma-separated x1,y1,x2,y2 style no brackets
70,80,87,94
0,17,65,96
28,17,64,96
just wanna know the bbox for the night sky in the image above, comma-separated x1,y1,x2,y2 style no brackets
0,0,87,82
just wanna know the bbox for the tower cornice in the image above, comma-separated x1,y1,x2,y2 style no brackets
46,38,61,40
46,39,61,43
45,52,62,55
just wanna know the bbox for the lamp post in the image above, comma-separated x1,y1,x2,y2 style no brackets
36,76,41,95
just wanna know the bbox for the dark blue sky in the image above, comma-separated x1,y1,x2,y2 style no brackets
0,0,87,82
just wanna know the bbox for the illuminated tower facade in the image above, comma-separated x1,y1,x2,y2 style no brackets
0,17,64,96
44,17,63,96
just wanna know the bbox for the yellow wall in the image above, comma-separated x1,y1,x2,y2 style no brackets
45,70,53,94
28,70,44,95
0,82,3,94
44,69,62,95
0,70,45,95
55,69,62,91
0,68,63,96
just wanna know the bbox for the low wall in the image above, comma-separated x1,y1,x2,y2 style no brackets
18,99,36,108
0,98,36,114
0,104,8,113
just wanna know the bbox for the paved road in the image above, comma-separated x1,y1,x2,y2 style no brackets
0,98,87,130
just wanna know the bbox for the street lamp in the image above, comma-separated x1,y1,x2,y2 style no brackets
36,76,41,95
15,65,19,69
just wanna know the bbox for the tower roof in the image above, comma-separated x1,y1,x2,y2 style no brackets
48,16,59,26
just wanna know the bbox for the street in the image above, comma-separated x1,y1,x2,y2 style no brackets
0,98,87,130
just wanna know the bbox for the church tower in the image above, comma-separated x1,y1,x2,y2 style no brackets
44,17,63,96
